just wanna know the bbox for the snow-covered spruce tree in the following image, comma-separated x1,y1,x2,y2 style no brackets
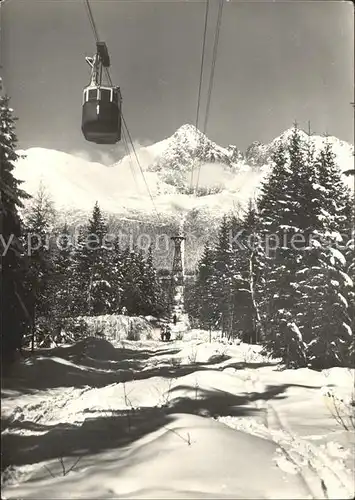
295,247,353,368
109,235,124,313
70,224,91,316
139,245,166,316
315,139,353,234
231,200,261,344
192,243,219,329
214,215,235,336
136,248,151,315
294,141,354,368
51,223,76,321
81,202,113,315
120,248,145,315
256,128,354,368
191,210,260,341
343,216,355,365
44,222,90,345
255,130,312,366
1,93,32,362
23,182,56,347
225,213,251,341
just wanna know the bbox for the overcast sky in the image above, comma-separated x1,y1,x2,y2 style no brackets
1,0,354,163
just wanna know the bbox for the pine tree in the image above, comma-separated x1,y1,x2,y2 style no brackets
69,203,112,316
110,236,124,313
88,201,107,243
232,201,261,343
1,93,32,362
214,215,235,336
243,199,257,231
120,248,145,314
52,223,75,320
192,210,260,341
224,213,249,340
343,221,355,365
193,243,219,329
139,246,166,316
315,139,353,235
256,128,354,368
295,140,355,367
296,248,352,368
257,140,296,248
256,129,311,366
84,202,112,315
70,224,91,315
24,182,56,347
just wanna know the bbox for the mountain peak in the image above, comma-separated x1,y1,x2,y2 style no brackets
175,123,199,136
171,124,204,149
147,124,232,180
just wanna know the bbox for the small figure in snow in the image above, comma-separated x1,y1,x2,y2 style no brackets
121,306,127,315
160,326,166,342
165,325,171,341
173,314,177,325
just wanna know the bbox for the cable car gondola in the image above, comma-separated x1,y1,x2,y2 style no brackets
82,42,122,144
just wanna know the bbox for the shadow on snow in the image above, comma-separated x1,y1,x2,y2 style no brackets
2,381,321,471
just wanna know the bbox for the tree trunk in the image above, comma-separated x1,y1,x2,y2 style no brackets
248,249,262,344
87,270,93,315
31,310,35,353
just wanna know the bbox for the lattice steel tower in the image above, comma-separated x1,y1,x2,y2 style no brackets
170,235,186,318
171,236,185,283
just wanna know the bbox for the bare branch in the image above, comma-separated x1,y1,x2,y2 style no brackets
59,457,66,476
42,464,56,478
64,456,82,476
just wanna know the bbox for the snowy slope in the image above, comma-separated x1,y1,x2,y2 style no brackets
2,328,354,499
14,147,177,216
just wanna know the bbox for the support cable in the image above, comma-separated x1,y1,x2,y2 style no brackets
195,0,224,192
189,0,210,193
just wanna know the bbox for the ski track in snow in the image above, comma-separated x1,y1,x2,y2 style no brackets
2,332,354,499
216,372,322,499
217,367,354,500
266,403,354,500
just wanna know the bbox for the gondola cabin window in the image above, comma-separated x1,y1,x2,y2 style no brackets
112,89,119,103
100,89,111,103
83,88,99,104
83,87,119,105
88,88,98,100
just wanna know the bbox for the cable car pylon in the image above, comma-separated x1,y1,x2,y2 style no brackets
169,234,186,322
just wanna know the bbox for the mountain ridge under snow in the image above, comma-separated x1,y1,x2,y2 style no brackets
15,124,354,222
14,125,354,270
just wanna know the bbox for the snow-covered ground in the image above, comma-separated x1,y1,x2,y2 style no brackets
2,326,354,499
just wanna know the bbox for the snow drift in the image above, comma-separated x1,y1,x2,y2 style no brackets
2,331,354,499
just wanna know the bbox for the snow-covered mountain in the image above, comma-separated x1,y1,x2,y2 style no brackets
245,128,354,168
148,124,232,171
112,123,237,192
14,124,258,220
14,124,354,270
